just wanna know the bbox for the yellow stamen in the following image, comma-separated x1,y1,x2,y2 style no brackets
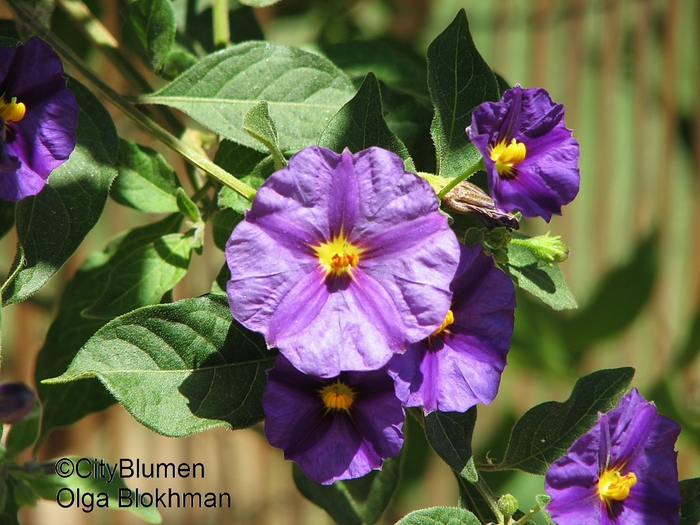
320,381,355,411
0,96,26,124
598,469,637,502
432,309,454,336
314,233,363,277
490,138,527,179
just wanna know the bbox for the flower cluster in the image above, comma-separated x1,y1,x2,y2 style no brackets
0,37,78,201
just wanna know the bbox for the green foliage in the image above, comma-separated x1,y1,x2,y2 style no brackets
142,42,355,152
394,506,481,525
243,100,286,169
112,139,181,213
427,9,499,180
2,79,118,306
423,408,477,478
680,477,700,525
293,454,401,525
121,0,176,72
497,368,635,474
0,200,13,241
46,294,274,437
3,402,40,460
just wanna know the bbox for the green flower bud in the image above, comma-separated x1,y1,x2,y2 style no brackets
511,232,569,265
498,493,519,517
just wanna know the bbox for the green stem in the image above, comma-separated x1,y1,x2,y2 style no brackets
436,158,485,200
511,502,545,525
7,0,256,202
213,0,231,49
472,475,505,524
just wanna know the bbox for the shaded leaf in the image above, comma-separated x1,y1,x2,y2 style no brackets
455,475,497,524
498,368,635,474
424,408,477,477
319,73,414,170
427,9,498,179
4,401,40,459
141,42,354,152
0,200,13,241
293,453,401,525
243,100,286,169
46,294,274,437
121,0,176,71
395,506,480,525
3,78,118,306
680,477,700,525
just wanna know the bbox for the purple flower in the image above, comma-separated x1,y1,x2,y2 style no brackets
0,37,79,201
263,354,404,485
466,85,580,222
544,389,681,525
388,243,515,413
0,381,36,423
226,146,460,377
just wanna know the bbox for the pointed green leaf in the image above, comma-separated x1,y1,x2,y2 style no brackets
243,100,286,169
2,78,118,306
111,139,181,213
395,506,481,525
140,42,355,152
680,477,700,525
424,408,477,477
427,9,498,179
35,215,184,442
82,233,193,319
319,73,415,170
4,401,40,460
498,368,635,474
500,239,578,311
293,453,401,525
46,294,274,437
175,188,200,222
121,0,176,71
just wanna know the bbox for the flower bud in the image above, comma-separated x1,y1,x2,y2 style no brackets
512,232,569,265
497,493,519,517
0,382,36,424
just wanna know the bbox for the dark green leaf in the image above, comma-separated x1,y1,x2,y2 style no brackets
564,231,657,351
680,477,700,525
214,140,269,178
45,294,274,437
0,200,13,241
424,408,477,477
319,73,414,170
212,208,242,251
455,475,497,524
159,48,197,79
35,215,184,442
498,368,635,474
427,9,499,179
121,0,176,71
141,42,355,152
3,78,118,306
500,239,577,311
4,401,40,459
395,506,481,525
293,452,401,525
111,139,181,213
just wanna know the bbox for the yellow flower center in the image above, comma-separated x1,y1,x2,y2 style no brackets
490,138,527,179
598,469,637,502
432,309,454,336
315,233,363,277
0,96,26,124
320,381,355,411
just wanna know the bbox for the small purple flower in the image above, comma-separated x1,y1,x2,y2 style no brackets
226,146,460,377
466,85,580,222
544,389,681,525
388,243,515,413
263,354,404,485
0,381,36,423
0,37,79,201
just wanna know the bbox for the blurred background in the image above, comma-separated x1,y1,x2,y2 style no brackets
0,0,698,523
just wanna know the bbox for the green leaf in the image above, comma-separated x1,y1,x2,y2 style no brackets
427,9,499,179
680,477,700,525
238,0,282,6
0,200,13,241
4,401,41,459
214,140,270,178
82,232,194,319
243,100,286,169
423,408,477,477
111,139,181,213
2,78,118,306
564,231,657,351
35,215,184,442
212,208,242,251
121,0,176,71
175,188,200,222
159,48,198,79
395,506,481,525
45,294,274,437
141,42,355,152
500,238,578,311
293,453,401,525
319,73,415,171
498,368,635,474
454,475,497,524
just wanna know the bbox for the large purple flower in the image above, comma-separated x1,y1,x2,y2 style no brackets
226,146,460,377
263,354,404,485
466,85,580,221
544,389,681,525
0,37,79,201
388,243,515,413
